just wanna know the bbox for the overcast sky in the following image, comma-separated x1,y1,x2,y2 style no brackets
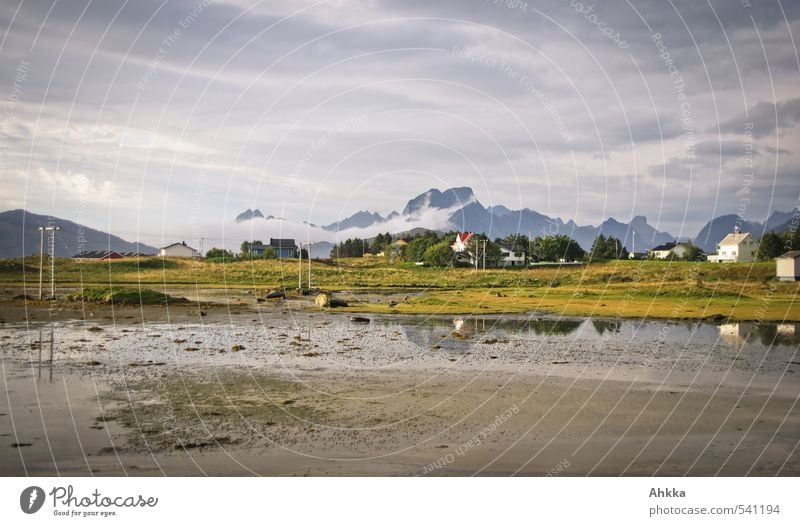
1,0,799,247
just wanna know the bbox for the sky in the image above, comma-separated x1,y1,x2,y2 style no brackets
1,0,799,249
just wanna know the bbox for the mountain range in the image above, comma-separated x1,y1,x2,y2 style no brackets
2,187,796,259
239,186,797,253
0,209,157,258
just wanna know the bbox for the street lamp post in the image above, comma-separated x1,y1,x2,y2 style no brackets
38,226,59,300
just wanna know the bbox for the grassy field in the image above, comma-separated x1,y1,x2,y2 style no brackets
1,256,798,320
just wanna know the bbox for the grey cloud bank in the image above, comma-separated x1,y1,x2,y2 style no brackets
0,0,798,249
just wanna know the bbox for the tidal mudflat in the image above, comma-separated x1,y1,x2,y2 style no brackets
1,305,798,476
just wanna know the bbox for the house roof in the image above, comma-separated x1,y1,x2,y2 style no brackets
269,238,297,248
778,251,800,259
500,244,527,253
454,232,473,243
717,232,753,246
73,250,122,259
161,242,196,251
651,242,677,252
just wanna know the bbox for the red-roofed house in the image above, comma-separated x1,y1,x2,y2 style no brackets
450,232,474,253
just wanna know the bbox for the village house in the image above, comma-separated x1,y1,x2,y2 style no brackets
159,241,200,258
649,241,691,260
450,232,475,265
269,238,298,259
776,251,800,281
249,242,268,256
499,244,526,267
450,232,474,252
706,229,758,263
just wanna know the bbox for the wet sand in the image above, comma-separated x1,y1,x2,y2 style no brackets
1,293,798,476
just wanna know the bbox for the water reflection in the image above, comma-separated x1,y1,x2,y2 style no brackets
717,322,800,346
385,315,800,350
35,324,54,383
527,319,582,336
592,320,621,335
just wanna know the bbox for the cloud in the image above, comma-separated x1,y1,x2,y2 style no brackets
0,0,798,239
717,97,800,138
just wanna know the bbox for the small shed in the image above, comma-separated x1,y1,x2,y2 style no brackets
776,251,800,281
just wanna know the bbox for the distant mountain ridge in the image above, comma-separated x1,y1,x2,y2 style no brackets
235,208,265,223
0,209,157,258
693,209,798,252
232,188,798,252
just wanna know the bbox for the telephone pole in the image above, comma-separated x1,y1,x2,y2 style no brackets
482,239,487,270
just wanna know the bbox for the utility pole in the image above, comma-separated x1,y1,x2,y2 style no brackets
307,242,312,290
482,239,487,270
298,242,303,291
50,226,59,299
38,226,45,300
38,226,59,299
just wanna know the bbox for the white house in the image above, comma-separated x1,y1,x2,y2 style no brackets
776,251,800,281
648,242,681,259
159,241,200,258
499,245,526,267
450,232,474,252
707,231,757,263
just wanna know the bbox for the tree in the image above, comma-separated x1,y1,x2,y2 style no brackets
680,240,705,261
483,240,504,267
758,232,785,260
330,238,370,258
532,235,585,262
423,242,455,267
205,247,234,259
785,227,800,250
589,235,628,260
240,240,263,256
500,234,531,252
469,234,503,267
370,232,392,254
406,236,437,262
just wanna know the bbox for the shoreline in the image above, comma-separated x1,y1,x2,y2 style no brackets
1,283,798,323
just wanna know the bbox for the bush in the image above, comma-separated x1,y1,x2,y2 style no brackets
66,286,187,305
423,242,455,267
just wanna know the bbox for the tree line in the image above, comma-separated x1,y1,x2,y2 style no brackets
203,227,800,266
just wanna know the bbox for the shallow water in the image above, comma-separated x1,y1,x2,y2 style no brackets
1,313,798,475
